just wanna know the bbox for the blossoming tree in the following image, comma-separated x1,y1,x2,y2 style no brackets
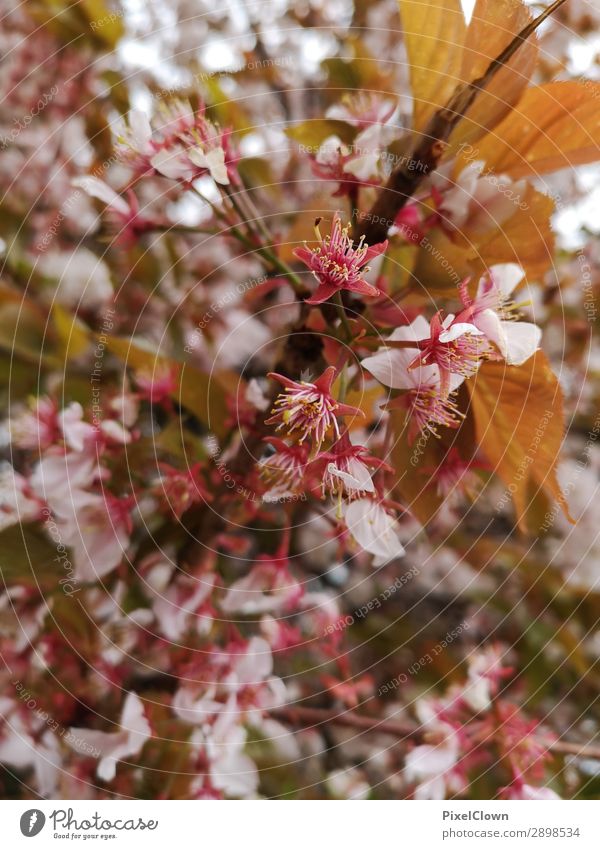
0,0,599,801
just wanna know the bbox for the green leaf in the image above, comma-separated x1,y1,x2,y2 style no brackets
0,523,62,588
105,336,230,438
286,120,357,149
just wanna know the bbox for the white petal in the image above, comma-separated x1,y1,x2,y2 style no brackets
439,322,483,343
151,148,194,180
344,498,405,564
474,308,507,356
489,263,525,298
361,348,417,389
327,461,374,493
72,177,129,214
120,693,151,739
204,146,229,185
128,110,152,147
387,315,431,343
500,320,541,366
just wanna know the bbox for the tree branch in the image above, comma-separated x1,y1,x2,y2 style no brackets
269,704,600,760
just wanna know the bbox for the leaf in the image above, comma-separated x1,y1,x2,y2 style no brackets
449,0,537,150
105,337,230,438
410,183,555,289
286,120,357,149
399,0,466,133
0,523,61,588
388,410,444,525
466,353,572,530
52,303,91,361
322,36,394,93
467,184,555,279
0,290,56,366
29,0,124,49
469,82,600,178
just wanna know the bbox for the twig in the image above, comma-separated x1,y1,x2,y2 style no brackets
269,704,600,760
269,705,421,739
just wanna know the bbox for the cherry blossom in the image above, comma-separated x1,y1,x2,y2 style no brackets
73,176,158,246
431,160,527,235
259,437,310,501
220,556,302,615
361,316,466,439
67,692,152,782
266,366,363,452
9,397,58,451
314,431,393,515
117,100,234,185
343,497,405,564
409,312,492,398
293,213,388,304
456,264,542,366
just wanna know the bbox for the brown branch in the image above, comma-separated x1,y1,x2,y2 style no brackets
270,705,600,760
269,705,421,740
353,0,571,246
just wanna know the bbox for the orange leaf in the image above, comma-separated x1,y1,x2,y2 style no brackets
473,82,600,178
466,352,573,530
389,410,444,525
398,0,466,133
464,184,555,280
449,0,537,150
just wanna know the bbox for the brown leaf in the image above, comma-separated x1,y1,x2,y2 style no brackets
466,353,572,530
399,0,466,133
449,0,537,150
473,82,600,177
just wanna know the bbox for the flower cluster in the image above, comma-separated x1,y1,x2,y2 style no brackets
0,0,595,805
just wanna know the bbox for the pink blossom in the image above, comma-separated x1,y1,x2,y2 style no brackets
188,695,259,799
462,644,511,713
155,462,212,519
117,100,234,185
30,451,101,505
429,448,483,500
134,363,178,405
500,781,560,800
457,263,542,365
73,176,157,246
405,728,464,799
293,213,387,304
326,93,397,128
220,557,302,615
9,396,58,451
361,316,465,438
431,161,527,235
0,700,61,796
67,692,152,782
405,700,467,800
0,469,43,529
152,574,215,641
315,431,393,515
259,437,310,501
58,402,97,452
409,312,491,398
58,492,132,582
311,129,386,195
266,366,363,452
